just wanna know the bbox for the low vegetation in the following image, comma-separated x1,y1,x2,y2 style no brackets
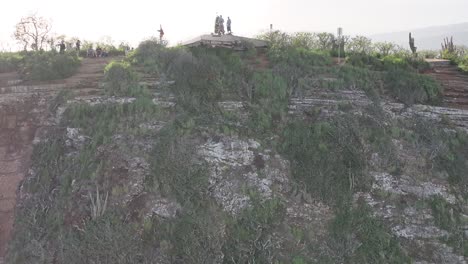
8,32,467,263
103,61,140,96
20,51,81,81
0,52,23,73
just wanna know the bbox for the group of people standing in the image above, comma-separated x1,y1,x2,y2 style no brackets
57,39,81,54
56,39,110,58
214,15,232,35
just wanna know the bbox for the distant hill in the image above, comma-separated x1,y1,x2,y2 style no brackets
369,22,468,50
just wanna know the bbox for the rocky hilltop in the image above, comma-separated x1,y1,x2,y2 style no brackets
1,38,468,263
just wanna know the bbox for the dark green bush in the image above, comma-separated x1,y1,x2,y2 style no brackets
129,39,166,74
103,61,139,96
223,197,285,263
406,57,432,72
129,39,183,75
249,71,288,134
384,68,442,105
381,55,409,71
336,65,383,98
435,129,468,188
20,51,81,81
63,214,143,263
459,55,468,72
269,47,332,68
0,52,23,73
330,201,411,263
430,196,460,231
168,51,223,111
280,118,368,203
347,54,431,73
190,47,253,97
347,53,383,69
441,49,459,63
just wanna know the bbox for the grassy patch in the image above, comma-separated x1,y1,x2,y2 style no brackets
328,200,411,263
280,116,369,203
0,52,23,73
20,51,81,81
223,196,285,263
384,68,442,105
103,61,141,96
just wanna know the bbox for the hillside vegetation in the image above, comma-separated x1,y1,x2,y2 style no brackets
6,33,468,264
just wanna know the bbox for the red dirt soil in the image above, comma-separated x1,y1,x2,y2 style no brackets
426,60,468,110
0,57,113,262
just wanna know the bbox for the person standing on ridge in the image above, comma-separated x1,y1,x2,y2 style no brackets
58,40,66,54
227,17,232,34
219,15,225,35
158,25,164,42
215,15,220,34
76,39,81,52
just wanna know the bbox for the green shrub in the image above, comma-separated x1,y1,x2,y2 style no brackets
435,129,468,188
406,57,432,72
280,118,368,203
419,50,439,59
103,61,139,96
330,201,411,263
381,55,409,70
129,39,183,75
62,214,143,263
0,52,23,73
441,49,459,64
384,69,442,105
249,71,288,134
20,51,81,81
430,196,460,231
459,55,468,72
347,53,383,69
168,50,223,111
223,197,285,263
336,65,383,98
269,47,332,68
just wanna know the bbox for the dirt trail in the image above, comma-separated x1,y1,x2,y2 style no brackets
0,57,113,262
426,59,468,110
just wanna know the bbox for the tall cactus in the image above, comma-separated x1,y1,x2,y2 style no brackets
442,36,455,53
409,32,417,55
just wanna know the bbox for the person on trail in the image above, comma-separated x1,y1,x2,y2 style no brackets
58,40,66,54
215,15,220,34
96,46,102,57
158,25,164,42
76,40,81,52
227,17,232,34
219,15,225,35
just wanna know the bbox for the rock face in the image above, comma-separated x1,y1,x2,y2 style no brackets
289,84,468,263
199,136,288,215
3,56,468,263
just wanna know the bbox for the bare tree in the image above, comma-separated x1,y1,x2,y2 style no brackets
374,42,397,56
347,36,373,55
14,14,52,51
316,32,335,50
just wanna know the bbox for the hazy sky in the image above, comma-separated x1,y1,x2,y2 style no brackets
1,0,467,50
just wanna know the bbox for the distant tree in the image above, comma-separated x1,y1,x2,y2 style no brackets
14,14,52,51
374,42,397,56
258,30,291,50
347,36,373,55
291,32,317,49
316,32,335,50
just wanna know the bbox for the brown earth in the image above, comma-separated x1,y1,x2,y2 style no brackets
426,59,468,110
0,57,113,262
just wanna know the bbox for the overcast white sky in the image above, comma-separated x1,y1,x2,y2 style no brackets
1,0,467,50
